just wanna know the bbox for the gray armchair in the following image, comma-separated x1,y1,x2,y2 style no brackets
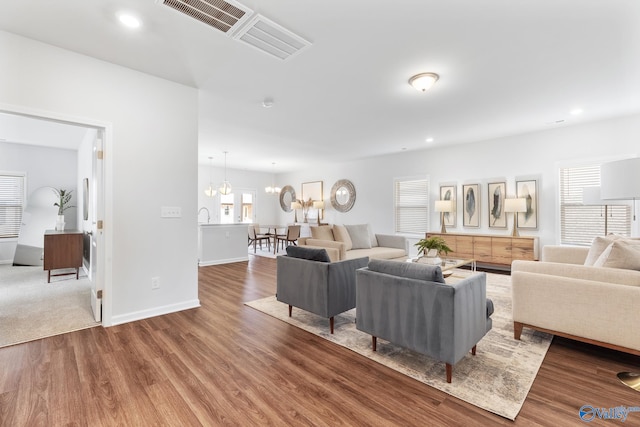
276,246,369,333
356,259,493,383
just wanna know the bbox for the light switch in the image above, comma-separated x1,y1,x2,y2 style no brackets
161,206,182,218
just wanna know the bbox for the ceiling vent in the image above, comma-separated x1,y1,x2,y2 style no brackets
160,0,253,34
231,14,311,61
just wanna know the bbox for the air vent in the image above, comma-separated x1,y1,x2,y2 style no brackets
161,0,252,34
232,14,311,60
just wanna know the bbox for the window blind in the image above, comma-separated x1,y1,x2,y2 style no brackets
0,173,25,238
394,178,429,234
559,164,630,245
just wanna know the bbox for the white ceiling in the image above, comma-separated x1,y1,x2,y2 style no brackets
0,111,91,150
1,0,639,172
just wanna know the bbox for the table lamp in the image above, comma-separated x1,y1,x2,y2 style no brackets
313,201,325,225
434,200,453,233
504,198,527,237
291,201,302,222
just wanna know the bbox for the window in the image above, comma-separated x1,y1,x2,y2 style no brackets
0,173,26,239
559,163,631,245
394,177,429,234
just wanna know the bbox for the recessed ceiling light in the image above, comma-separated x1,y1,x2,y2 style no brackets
118,13,141,29
570,108,583,116
425,137,434,143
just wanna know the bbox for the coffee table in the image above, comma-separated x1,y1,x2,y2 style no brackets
406,257,476,277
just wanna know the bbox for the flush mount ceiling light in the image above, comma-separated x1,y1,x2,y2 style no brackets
409,72,439,92
117,13,142,29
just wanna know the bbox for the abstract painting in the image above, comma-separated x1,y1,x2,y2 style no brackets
516,179,538,229
488,182,506,228
462,183,480,228
439,184,457,228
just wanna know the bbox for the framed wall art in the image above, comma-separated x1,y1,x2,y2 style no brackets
462,183,480,228
516,179,538,229
439,184,457,228
487,181,506,228
302,181,323,221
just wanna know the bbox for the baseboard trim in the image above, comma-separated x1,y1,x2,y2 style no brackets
199,256,248,266
109,299,201,326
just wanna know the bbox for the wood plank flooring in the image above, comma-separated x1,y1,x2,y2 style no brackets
1,255,639,426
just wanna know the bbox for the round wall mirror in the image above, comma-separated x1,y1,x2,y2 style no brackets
280,185,296,212
330,179,356,212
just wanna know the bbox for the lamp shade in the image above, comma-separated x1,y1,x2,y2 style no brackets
601,158,640,200
291,201,302,209
313,201,325,209
434,200,453,212
504,198,527,213
582,187,604,205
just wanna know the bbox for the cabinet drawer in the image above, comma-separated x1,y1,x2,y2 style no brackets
491,238,512,264
512,238,535,261
474,237,493,262
455,236,474,258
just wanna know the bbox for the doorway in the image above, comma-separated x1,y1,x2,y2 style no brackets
0,107,107,335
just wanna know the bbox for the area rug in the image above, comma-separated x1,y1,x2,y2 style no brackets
0,265,100,348
245,271,551,420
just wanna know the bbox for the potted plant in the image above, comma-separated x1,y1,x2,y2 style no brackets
53,188,74,231
414,236,452,265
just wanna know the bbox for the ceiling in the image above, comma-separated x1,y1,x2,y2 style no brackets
1,0,639,172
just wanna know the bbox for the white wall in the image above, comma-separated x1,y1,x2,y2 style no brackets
276,114,640,250
197,165,281,225
0,31,199,326
0,141,78,263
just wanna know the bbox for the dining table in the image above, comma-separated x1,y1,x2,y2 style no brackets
259,225,287,253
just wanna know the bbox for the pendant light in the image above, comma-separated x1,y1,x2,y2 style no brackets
265,162,281,195
204,156,217,197
218,151,232,195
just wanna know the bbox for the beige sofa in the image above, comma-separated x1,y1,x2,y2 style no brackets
298,224,407,262
511,236,640,355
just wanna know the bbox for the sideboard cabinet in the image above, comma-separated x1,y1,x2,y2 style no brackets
44,229,83,283
426,232,538,268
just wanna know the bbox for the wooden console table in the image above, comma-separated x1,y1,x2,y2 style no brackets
43,229,83,283
426,232,538,269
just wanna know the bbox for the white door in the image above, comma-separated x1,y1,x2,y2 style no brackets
89,130,104,322
219,189,256,224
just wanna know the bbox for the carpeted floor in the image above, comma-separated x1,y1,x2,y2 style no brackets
0,265,100,348
245,271,551,420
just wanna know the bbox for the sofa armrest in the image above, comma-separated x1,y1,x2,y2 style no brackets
375,234,408,253
512,260,640,286
541,245,589,264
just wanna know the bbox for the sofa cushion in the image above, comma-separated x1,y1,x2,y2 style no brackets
367,259,445,283
345,224,372,249
368,224,379,247
332,224,353,251
305,239,347,260
593,240,640,270
311,225,334,241
584,235,623,266
285,246,331,262
346,247,406,261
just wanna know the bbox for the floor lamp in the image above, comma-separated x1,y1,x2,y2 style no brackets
582,187,613,236
600,157,640,392
434,200,453,233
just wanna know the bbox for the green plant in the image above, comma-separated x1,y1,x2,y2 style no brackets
415,236,452,257
53,188,75,215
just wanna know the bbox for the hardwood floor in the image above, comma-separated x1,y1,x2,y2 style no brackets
1,256,639,426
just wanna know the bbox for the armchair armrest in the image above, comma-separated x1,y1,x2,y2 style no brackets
375,234,408,253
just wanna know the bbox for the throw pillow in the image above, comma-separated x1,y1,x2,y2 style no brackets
584,235,622,266
285,246,331,263
593,240,640,270
310,225,335,241
345,224,372,249
367,259,445,283
367,223,379,247
332,225,353,251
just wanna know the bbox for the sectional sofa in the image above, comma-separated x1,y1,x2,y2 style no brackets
298,224,407,262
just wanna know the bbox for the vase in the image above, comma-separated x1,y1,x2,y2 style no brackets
414,249,442,265
55,215,66,231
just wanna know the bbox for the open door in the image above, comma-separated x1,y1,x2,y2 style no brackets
89,129,104,322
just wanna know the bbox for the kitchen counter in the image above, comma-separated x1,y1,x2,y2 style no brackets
198,223,249,266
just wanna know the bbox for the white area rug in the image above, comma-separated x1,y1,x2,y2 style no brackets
0,265,100,348
245,271,551,420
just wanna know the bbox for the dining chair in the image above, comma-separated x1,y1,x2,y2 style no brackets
275,225,301,253
248,225,271,253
